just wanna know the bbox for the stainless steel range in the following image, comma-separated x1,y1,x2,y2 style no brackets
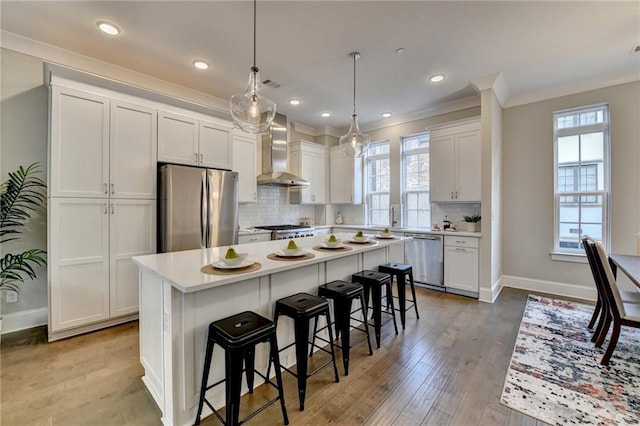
254,225,316,240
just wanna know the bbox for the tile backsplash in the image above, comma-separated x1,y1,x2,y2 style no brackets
431,203,481,229
238,186,318,228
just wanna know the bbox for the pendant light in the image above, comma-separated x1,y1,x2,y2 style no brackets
339,52,370,158
230,0,276,134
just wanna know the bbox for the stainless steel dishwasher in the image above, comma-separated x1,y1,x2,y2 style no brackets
404,233,444,291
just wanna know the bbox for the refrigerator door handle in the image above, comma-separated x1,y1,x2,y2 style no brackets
200,172,208,248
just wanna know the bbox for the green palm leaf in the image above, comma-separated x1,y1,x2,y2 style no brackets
0,163,47,243
0,249,47,292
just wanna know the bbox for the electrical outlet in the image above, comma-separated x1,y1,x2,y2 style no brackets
6,291,18,303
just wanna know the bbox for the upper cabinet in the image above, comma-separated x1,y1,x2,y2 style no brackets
329,146,363,204
289,140,327,205
429,118,481,202
232,130,258,203
158,110,233,170
49,85,157,199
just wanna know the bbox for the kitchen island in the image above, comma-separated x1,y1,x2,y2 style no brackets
133,233,409,426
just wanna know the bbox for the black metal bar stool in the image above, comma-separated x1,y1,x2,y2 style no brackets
266,292,340,411
195,311,289,426
314,280,373,375
351,270,398,348
378,262,420,329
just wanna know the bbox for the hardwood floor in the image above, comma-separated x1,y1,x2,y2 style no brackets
1,287,550,425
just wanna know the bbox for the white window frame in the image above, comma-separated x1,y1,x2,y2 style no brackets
401,132,430,228
552,103,610,262
366,140,390,226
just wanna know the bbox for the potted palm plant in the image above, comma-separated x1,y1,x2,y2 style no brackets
0,163,47,332
463,213,481,232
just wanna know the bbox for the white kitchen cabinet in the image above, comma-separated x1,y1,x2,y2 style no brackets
237,233,271,244
232,130,258,203
48,198,156,340
290,140,326,204
329,145,363,204
158,110,233,170
444,235,479,295
49,86,157,199
429,118,481,202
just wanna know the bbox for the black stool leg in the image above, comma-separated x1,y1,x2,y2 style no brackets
408,271,419,319
396,272,407,329
269,335,290,425
293,317,310,411
265,311,280,381
337,297,352,375
225,348,245,426
370,282,383,348
244,347,255,393
324,309,340,383
359,293,374,356
195,336,215,425
386,281,399,335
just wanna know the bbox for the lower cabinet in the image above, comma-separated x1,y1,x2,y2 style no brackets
444,236,479,295
48,198,156,340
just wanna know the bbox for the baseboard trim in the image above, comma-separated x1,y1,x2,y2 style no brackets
0,307,48,335
479,276,504,303
501,275,597,302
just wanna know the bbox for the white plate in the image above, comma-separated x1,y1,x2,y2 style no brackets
211,258,255,269
375,234,395,239
276,250,307,257
348,239,371,244
320,242,345,249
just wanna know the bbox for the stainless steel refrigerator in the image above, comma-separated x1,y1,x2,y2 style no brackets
158,164,238,253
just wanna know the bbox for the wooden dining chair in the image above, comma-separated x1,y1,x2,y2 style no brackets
591,241,640,365
582,236,640,343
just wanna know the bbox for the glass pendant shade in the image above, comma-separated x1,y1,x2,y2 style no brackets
230,67,276,134
339,114,370,158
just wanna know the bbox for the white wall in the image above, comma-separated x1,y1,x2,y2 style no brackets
0,49,49,319
502,81,640,294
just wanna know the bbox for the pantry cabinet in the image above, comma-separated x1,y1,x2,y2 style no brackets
48,79,157,341
429,118,481,202
158,111,233,170
289,141,326,204
232,130,258,203
329,146,363,204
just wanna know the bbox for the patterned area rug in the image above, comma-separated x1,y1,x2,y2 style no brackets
501,294,640,425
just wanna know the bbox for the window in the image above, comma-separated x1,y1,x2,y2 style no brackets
402,133,430,228
366,141,390,226
554,104,609,254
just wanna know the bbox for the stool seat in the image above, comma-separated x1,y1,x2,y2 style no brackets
317,280,373,375
352,270,399,348
378,262,420,329
195,311,289,426
268,292,339,411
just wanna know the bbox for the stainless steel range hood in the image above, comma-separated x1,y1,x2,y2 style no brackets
257,113,309,187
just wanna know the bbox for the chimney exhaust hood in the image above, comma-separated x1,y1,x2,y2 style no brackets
256,113,309,187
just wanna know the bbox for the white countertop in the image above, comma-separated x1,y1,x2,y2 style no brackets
331,224,482,238
133,233,410,294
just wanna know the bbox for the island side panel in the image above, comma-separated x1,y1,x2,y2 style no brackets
139,269,164,410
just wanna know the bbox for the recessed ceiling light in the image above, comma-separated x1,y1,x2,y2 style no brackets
97,21,120,36
381,112,392,118
321,112,331,118
193,60,209,70
430,74,445,83
289,99,301,106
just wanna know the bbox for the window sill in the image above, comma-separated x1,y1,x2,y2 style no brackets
550,252,588,263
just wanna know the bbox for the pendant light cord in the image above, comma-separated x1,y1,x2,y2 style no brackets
253,0,257,68
352,53,357,115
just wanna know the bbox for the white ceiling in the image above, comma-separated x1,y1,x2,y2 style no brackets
2,1,638,132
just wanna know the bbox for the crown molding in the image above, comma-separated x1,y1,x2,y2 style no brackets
470,72,509,107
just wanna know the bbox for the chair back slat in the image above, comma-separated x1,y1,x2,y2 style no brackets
593,241,626,318
582,236,605,300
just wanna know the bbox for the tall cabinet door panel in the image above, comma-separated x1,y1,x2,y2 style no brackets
232,133,258,203
110,101,158,199
199,120,232,170
428,135,455,202
49,198,110,332
50,86,109,198
110,200,156,317
455,131,481,201
157,111,198,165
